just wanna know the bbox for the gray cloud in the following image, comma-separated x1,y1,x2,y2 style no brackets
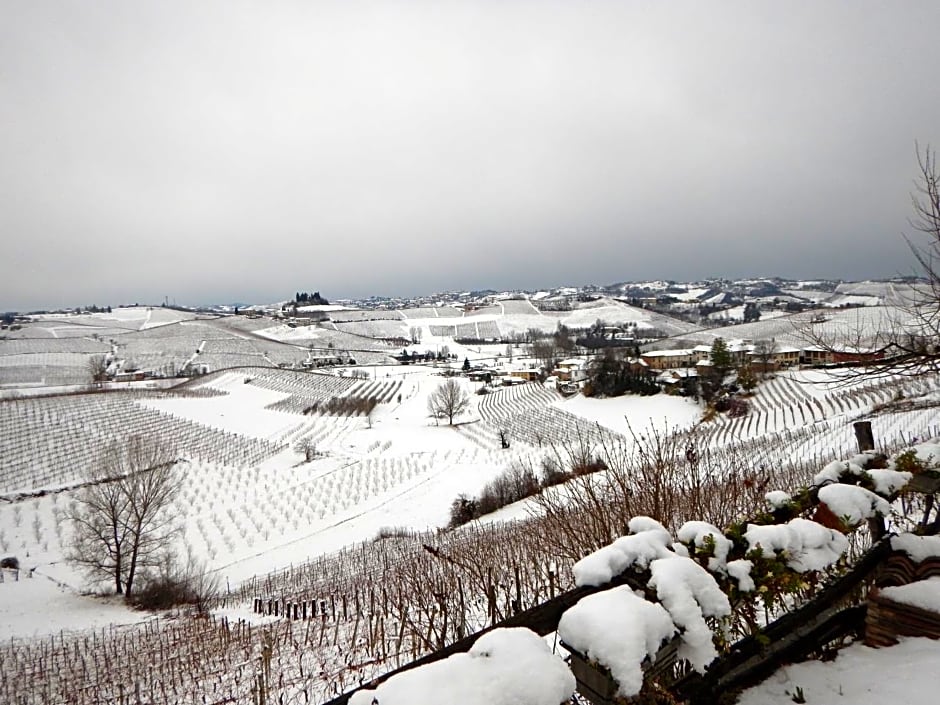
2,1,939,310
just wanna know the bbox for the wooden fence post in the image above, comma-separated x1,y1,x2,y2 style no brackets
854,421,874,452
854,421,886,540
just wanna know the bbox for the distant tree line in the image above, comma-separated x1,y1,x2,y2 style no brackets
448,453,604,527
294,291,329,305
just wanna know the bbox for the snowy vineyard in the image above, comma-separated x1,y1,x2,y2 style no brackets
0,519,579,705
699,371,940,444
4,431,936,705
3,323,940,704
0,392,283,495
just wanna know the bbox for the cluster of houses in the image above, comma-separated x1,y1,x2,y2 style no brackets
466,358,588,394
636,339,884,393
640,339,882,372
520,339,883,396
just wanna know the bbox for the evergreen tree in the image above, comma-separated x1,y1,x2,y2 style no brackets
737,364,758,392
587,349,658,397
709,337,733,381
462,357,471,372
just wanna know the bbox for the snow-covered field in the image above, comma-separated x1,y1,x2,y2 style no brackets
2,306,939,704
672,305,912,349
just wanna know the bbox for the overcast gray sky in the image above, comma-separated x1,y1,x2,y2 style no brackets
3,1,940,310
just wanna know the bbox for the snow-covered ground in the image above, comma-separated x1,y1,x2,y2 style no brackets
3,358,936,639
3,308,940,703
555,393,702,435
1,364,582,636
738,637,940,705
0,570,149,639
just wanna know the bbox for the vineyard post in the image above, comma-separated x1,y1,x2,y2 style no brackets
487,567,496,626
395,593,407,664
457,577,466,639
350,612,360,654
855,421,886,540
380,615,387,660
853,421,874,452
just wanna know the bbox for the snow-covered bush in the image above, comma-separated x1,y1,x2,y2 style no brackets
348,628,575,705
556,438,933,700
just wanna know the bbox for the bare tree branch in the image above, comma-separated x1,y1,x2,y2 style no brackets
798,144,940,382
67,436,180,599
427,379,470,425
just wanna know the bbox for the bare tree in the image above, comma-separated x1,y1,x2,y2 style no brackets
899,142,940,371
801,144,940,379
67,436,181,599
67,460,130,594
427,378,470,425
530,339,559,372
294,436,318,462
753,338,777,377
87,354,109,384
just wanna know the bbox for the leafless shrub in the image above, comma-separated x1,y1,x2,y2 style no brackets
322,395,378,416
477,461,540,516
132,550,219,614
374,526,420,541
529,425,782,562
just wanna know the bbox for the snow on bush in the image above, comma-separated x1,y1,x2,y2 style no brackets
648,556,731,672
573,517,673,587
764,490,792,510
909,442,940,468
727,559,755,592
879,577,940,614
813,458,865,485
348,627,575,705
864,468,912,496
891,533,940,562
628,516,671,535
744,518,848,572
558,586,675,698
817,484,890,527
677,521,732,572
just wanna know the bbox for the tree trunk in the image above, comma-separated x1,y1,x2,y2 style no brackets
112,525,123,595
125,541,140,598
